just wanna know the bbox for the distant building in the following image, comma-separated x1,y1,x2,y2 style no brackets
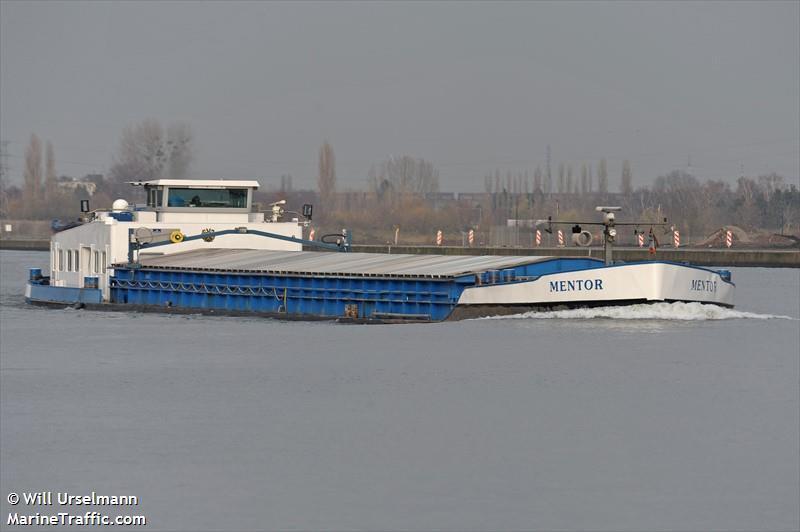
58,178,97,196
456,192,491,204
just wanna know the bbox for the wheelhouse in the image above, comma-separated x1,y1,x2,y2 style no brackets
132,179,259,213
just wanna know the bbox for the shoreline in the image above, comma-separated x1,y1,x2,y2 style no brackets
2,238,798,268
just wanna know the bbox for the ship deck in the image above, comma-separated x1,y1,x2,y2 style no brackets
133,249,561,279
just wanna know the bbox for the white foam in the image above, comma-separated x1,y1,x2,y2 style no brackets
481,302,795,321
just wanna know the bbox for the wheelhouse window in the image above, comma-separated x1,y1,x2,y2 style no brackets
166,188,248,208
58,249,64,271
146,187,164,208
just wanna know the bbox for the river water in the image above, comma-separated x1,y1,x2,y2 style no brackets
1,250,798,531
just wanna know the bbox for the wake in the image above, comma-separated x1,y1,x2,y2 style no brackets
481,302,795,321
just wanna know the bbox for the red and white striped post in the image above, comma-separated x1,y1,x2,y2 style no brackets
725,230,733,248
673,230,680,248
436,230,443,246
637,233,644,247
468,229,474,247
557,230,565,247
535,229,542,247
308,228,315,241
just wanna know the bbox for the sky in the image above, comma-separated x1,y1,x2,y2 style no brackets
1,1,798,192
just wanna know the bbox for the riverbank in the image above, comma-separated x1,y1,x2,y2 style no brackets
2,238,797,267
352,245,800,268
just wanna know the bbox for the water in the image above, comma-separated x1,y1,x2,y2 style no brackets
1,250,798,531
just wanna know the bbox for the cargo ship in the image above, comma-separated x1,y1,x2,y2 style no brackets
25,179,735,322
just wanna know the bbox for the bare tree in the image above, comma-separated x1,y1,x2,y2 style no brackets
166,122,193,179
566,164,574,194
23,134,42,214
545,145,552,194
598,158,608,194
110,119,167,183
318,141,336,207
371,155,439,196
621,159,632,195
109,119,193,184
580,163,588,194
557,162,565,193
45,141,57,203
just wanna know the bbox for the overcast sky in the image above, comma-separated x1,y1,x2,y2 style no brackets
1,1,798,192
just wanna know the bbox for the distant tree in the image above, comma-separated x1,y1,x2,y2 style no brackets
317,141,337,207
654,170,704,233
757,172,785,202
23,134,42,215
45,141,57,203
621,159,632,195
598,158,608,194
280,174,293,193
166,122,193,179
580,163,588,194
110,119,167,183
109,119,193,184
370,155,439,197
545,149,552,194
566,164,574,194
533,166,543,192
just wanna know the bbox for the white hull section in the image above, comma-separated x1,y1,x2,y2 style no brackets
457,262,734,308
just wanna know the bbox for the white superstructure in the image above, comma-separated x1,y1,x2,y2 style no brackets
48,179,303,300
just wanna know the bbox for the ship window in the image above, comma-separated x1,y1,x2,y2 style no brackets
58,249,64,271
94,251,100,273
74,250,79,271
167,187,247,208
67,250,72,272
101,251,107,272
146,187,163,208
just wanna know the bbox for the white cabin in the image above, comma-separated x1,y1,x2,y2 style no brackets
48,179,304,300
